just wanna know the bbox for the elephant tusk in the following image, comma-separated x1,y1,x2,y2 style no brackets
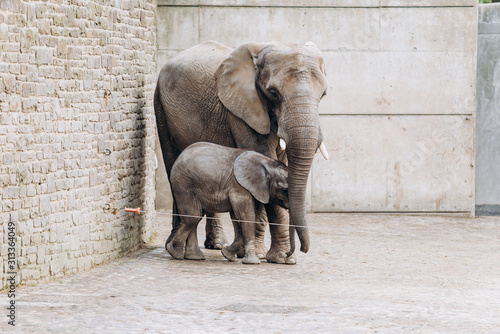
279,138,286,150
319,142,329,160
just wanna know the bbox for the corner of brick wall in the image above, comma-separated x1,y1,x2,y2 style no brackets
0,0,157,287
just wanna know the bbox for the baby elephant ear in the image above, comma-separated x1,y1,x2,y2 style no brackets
234,151,270,204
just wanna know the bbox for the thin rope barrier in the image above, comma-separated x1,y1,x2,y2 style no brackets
127,209,434,237
159,212,329,231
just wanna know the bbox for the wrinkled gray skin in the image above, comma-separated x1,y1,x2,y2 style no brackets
167,142,289,265
155,41,328,264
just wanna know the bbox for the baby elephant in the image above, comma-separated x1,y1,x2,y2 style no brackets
166,142,289,264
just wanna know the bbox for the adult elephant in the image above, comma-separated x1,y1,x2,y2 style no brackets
154,40,329,264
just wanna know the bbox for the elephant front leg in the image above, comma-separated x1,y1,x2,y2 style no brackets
204,212,229,250
240,221,260,265
265,204,296,265
221,219,242,262
223,208,260,264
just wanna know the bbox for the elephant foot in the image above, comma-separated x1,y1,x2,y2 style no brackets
184,246,205,260
204,216,229,249
236,246,245,258
221,246,236,262
204,232,229,250
242,253,261,265
166,241,185,260
266,247,297,265
255,243,267,259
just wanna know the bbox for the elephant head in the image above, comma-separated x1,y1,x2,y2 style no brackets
233,151,289,210
216,42,329,255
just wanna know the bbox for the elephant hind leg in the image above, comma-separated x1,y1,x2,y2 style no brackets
166,215,202,260
184,222,205,260
155,87,185,251
166,194,203,260
204,212,229,250
165,196,180,250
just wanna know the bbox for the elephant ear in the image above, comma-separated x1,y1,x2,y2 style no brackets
234,151,270,204
216,42,271,135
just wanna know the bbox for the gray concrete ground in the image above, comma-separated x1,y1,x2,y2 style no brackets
3,212,500,333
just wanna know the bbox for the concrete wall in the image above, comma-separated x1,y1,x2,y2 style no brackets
0,0,157,287
476,4,500,215
156,0,477,214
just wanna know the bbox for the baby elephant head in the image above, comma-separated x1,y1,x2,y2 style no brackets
234,151,289,210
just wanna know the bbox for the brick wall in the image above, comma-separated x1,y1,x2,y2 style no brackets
0,0,157,287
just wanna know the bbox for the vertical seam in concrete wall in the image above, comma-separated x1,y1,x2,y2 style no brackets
472,4,479,217
198,6,201,44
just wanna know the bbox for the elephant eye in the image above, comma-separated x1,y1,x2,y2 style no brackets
267,88,281,102
321,89,327,98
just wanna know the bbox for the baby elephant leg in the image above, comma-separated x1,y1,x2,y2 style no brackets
240,220,260,264
222,214,243,262
225,194,260,264
166,196,203,260
184,221,205,260
166,217,195,259
204,212,229,250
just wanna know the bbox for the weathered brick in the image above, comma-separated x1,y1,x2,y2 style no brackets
20,28,39,53
0,23,8,41
4,186,20,198
27,184,36,197
38,20,50,35
1,0,21,12
3,153,13,164
43,145,52,159
67,46,82,59
40,196,51,215
49,258,61,275
36,48,53,65
2,74,15,93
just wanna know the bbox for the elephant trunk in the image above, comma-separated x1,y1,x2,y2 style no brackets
282,110,320,256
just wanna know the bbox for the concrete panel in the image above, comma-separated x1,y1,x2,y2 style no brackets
475,4,500,210
311,115,474,212
380,8,477,51
321,51,476,115
198,8,379,50
157,6,199,50
479,3,500,22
